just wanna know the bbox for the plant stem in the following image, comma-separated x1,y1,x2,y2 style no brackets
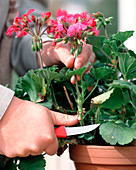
73,52,84,126
95,106,101,123
27,23,36,36
84,80,99,102
74,75,84,126
40,27,48,36
37,51,43,69
104,25,108,39
63,86,74,111
77,95,84,126
100,48,112,63
53,102,67,113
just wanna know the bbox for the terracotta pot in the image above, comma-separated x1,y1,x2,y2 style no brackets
69,145,136,170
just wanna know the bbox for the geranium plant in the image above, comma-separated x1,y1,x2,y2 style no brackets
2,8,136,169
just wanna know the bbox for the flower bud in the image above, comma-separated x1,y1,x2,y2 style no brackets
96,22,102,30
70,47,74,55
34,41,38,51
52,41,56,46
31,15,36,22
98,17,103,22
24,28,29,32
87,31,95,36
37,41,41,50
97,12,103,17
55,38,63,43
92,13,98,18
105,17,113,24
41,12,51,22
31,44,35,52
64,38,69,44
47,34,54,39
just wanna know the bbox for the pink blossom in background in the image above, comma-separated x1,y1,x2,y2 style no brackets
47,9,99,40
16,29,28,37
67,25,75,37
56,9,68,17
89,18,96,27
6,25,18,36
21,9,35,23
92,27,100,36
41,12,51,19
6,25,28,37
13,11,23,27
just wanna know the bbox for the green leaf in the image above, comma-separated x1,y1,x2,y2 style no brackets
127,71,136,80
113,31,134,44
86,36,105,49
68,62,91,77
100,121,136,145
83,74,95,88
39,95,53,109
39,68,60,82
20,70,46,103
78,133,94,141
128,50,136,58
90,66,114,81
91,88,114,105
131,122,136,129
18,155,46,170
110,80,136,94
91,88,124,109
101,88,124,109
59,67,71,81
118,53,136,79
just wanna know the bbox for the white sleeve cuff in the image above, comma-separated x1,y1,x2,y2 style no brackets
0,85,15,119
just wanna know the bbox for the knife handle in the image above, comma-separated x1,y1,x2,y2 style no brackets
54,126,67,138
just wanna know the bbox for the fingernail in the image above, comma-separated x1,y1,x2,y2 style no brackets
75,62,81,69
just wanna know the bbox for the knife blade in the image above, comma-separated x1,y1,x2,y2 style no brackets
55,124,100,138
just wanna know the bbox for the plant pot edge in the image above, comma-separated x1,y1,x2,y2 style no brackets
69,144,136,165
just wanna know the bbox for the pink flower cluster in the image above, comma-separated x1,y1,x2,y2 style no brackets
47,9,99,40
6,9,51,38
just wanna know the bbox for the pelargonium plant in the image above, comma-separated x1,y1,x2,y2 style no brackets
2,8,136,170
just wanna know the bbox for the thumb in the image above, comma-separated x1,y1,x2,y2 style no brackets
51,111,79,126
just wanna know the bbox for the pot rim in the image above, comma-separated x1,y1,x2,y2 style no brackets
69,144,136,165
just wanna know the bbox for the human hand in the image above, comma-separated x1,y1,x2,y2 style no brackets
0,97,78,158
40,41,95,84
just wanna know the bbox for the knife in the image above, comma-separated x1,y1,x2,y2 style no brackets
55,124,100,138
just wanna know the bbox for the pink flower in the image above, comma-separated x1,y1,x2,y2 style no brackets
75,22,87,32
57,23,64,32
56,9,67,17
6,24,28,38
67,25,75,37
52,41,56,46
21,9,35,23
6,25,18,36
16,29,28,37
13,11,23,27
31,15,35,22
91,27,100,36
89,18,96,27
66,14,74,24
41,12,51,20
67,22,87,37
80,12,87,20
